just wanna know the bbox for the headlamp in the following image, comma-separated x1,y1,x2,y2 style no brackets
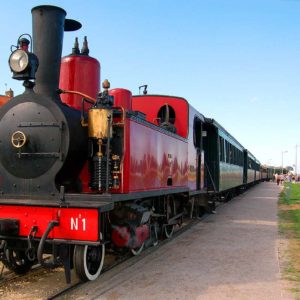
9,49,29,73
8,35,39,81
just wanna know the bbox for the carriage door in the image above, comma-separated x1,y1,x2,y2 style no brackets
193,117,203,190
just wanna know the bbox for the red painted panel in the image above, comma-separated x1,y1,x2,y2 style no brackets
0,206,99,241
187,106,197,191
110,88,132,111
120,119,131,193
128,119,188,192
132,95,189,138
54,208,99,241
0,96,10,107
201,150,205,190
59,55,100,111
112,226,130,247
111,224,149,248
79,162,90,193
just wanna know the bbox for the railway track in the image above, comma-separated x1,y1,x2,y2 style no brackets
48,215,206,300
0,263,42,286
0,192,240,300
0,204,223,300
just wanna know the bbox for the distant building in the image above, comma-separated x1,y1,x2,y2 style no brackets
0,88,14,106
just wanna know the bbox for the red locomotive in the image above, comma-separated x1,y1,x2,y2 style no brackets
0,5,269,283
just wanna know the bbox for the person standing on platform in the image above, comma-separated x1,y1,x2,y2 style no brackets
275,173,280,185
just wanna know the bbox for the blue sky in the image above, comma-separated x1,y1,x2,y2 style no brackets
1,0,299,170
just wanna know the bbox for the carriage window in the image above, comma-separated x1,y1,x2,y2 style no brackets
157,104,176,133
239,150,243,166
225,141,229,163
219,136,225,162
157,103,176,133
157,104,176,125
193,117,202,148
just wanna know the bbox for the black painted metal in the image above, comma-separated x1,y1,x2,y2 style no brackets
89,155,108,190
0,90,88,196
31,5,80,99
0,218,19,235
64,19,82,31
37,220,60,268
59,245,72,284
0,6,88,197
110,187,189,202
31,6,65,99
0,194,114,212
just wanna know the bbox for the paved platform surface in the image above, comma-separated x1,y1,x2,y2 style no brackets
69,182,293,300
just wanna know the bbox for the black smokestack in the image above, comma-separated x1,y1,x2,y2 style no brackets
31,5,66,99
31,5,81,99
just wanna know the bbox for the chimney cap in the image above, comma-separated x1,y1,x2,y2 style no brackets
65,19,82,31
31,5,66,15
31,5,81,32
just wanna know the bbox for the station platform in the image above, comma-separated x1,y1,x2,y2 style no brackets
69,182,293,300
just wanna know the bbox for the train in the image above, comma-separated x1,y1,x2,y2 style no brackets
0,5,274,283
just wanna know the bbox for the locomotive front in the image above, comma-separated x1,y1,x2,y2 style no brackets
0,6,87,196
0,5,109,283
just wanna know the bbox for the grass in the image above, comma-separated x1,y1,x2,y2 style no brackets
278,182,300,298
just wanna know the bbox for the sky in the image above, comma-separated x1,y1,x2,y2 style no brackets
1,0,299,171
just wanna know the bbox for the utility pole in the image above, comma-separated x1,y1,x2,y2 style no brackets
296,144,300,176
281,150,288,174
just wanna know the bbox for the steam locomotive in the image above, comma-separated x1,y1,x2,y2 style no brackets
0,5,271,283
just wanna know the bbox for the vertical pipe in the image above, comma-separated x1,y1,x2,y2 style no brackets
281,151,283,175
296,144,299,176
